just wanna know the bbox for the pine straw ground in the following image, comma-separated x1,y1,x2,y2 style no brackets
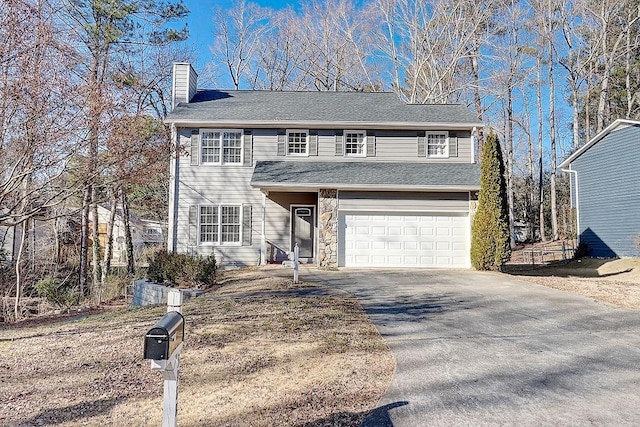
0,269,394,427
507,258,640,309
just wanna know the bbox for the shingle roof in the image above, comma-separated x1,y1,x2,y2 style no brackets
250,161,480,190
166,90,481,127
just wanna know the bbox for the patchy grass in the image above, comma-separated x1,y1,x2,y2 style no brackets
507,258,640,309
0,269,393,426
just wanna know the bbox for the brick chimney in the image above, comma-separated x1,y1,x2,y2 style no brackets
171,62,198,109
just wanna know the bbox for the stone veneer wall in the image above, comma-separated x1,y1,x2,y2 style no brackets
318,189,338,267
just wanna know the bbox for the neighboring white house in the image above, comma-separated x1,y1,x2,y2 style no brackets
91,205,165,263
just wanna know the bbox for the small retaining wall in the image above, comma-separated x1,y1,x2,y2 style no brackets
132,280,205,307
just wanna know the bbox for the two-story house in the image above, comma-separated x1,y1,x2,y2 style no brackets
165,63,482,268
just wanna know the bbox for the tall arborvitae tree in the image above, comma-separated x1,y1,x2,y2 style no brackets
471,131,511,271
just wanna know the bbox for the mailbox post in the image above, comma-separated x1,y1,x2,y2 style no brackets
144,289,184,427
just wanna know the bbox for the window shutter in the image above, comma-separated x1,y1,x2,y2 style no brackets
244,130,253,166
309,131,318,156
190,129,200,165
335,130,343,156
188,205,197,246
417,131,426,157
449,134,458,157
366,132,376,157
277,132,286,156
242,204,252,246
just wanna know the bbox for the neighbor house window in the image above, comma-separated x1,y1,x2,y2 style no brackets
199,205,241,244
344,131,366,156
287,130,308,155
200,130,243,164
427,132,449,158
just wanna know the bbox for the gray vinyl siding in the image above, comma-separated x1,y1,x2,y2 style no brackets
173,124,475,266
173,64,190,105
251,129,473,163
571,124,640,257
338,191,470,212
188,66,197,101
264,192,317,262
175,128,262,266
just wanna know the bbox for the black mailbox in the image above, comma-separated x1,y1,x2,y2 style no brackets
144,311,184,360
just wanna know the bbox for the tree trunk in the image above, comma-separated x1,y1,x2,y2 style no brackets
121,189,135,276
91,187,100,299
549,45,559,240
506,84,516,249
13,221,28,321
571,82,580,150
101,189,118,288
79,186,90,296
526,108,535,242
537,55,546,242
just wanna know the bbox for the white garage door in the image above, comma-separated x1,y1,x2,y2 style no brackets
339,212,469,268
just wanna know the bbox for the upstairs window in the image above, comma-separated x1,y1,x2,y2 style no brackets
200,130,243,164
344,131,366,156
427,132,449,158
287,130,308,156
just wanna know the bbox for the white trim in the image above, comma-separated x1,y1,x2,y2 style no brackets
252,182,480,192
199,129,244,165
165,119,485,130
197,204,243,246
559,119,640,168
260,193,267,265
337,207,470,213
426,131,450,158
168,123,178,252
286,129,309,156
343,130,367,157
562,167,580,244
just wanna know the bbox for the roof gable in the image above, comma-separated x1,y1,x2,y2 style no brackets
560,119,640,168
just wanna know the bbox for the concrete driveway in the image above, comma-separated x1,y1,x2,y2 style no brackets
304,269,640,426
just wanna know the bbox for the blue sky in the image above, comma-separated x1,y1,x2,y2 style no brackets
182,0,298,70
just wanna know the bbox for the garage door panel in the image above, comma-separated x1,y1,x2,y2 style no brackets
339,212,469,268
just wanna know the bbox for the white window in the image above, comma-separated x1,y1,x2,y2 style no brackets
199,206,219,243
220,206,241,243
344,131,366,156
427,132,449,158
287,130,308,156
200,130,243,164
199,205,241,245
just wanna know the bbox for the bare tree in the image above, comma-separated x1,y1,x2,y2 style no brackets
210,0,271,90
375,0,496,103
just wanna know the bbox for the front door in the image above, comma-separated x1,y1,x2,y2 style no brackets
291,205,315,259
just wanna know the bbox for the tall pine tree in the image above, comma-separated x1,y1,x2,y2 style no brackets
471,130,511,271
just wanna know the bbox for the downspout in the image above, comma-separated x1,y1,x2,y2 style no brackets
561,167,579,244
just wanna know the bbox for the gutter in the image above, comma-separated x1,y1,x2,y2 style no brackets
561,167,580,244
163,119,485,131
250,182,480,192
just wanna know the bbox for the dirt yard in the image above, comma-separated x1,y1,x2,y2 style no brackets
507,258,640,309
0,269,394,426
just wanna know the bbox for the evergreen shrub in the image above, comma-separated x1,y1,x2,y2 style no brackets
470,131,511,271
